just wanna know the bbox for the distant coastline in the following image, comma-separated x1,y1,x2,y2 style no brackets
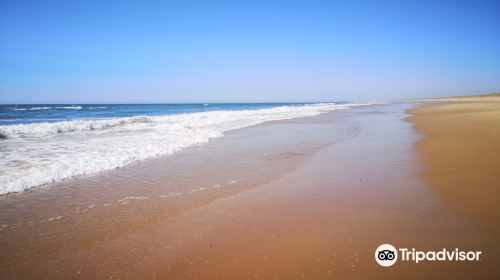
413,92,500,102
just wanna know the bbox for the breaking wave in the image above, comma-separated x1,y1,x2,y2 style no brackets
0,103,372,195
12,106,84,111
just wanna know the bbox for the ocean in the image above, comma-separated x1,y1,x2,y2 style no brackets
0,103,371,195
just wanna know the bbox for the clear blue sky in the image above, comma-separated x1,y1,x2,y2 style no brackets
1,0,499,103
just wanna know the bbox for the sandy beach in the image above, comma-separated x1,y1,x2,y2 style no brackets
1,103,499,279
408,102,500,235
2,0,499,278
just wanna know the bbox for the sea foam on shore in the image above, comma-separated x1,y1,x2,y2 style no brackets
0,103,373,195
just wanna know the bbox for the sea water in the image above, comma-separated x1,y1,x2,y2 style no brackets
0,103,373,194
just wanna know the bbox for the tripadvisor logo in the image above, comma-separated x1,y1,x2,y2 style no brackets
375,244,482,267
375,244,398,267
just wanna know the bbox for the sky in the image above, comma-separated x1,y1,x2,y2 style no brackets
1,0,499,104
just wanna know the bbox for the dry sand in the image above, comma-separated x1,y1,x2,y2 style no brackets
408,102,500,235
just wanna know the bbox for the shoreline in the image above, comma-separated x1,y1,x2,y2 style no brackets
1,103,499,279
0,102,363,196
0,108,357,275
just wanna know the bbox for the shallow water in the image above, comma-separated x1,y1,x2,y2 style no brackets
0,104,357,275
0,102,373,194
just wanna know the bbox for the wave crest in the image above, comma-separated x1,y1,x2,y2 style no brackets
0,103,374,194
0,116,152,139
12,106,84,111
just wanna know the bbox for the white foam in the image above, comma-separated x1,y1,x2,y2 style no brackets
0,116,152,138
12,106,83,111
0,103,372,195
87,106,107,109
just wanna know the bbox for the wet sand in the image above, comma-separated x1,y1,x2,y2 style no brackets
408,102,500,235
1,104,499,279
